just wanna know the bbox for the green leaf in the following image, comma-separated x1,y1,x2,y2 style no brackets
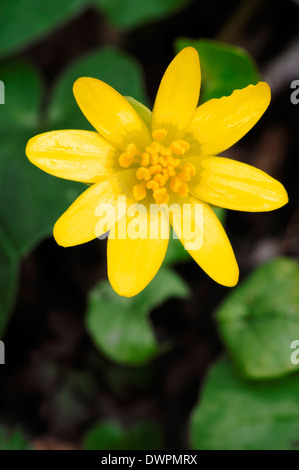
0,60,42,131
48,47,148,129
0,60,83,255
0,227,19,337
125,96,152,128
212,206,226,225
175,38,259,102
216,258,299,379
0,60,84,334
83,421,163,450
0,0,89,59
0,427,30,450
86,268,190,365
163,231,190,266
191,356,299,450
94,0,191,30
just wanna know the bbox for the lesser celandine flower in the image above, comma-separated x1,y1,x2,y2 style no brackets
26,47,288,297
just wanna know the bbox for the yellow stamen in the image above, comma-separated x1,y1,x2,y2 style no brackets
141,153,150,166
177,140,190,152
146,180,160,191
183,162,196,175
146,142,161,155
129,137,195,205
119,152,137,168
127,143,139,155
153,187,169,205
149,164,162,175
179,163,196,182
168,167,176,177
169,176,183,192
150,155,159,165
161,147,172,157
133,182,147,201
119,143,141,168
136,167,151,181
154,174,167,187
177,181,189,198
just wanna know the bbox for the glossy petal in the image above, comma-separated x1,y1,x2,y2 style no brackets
26,130,120,183
170,196,239,287
186,82,271,156
152,47,201,142
73,77,151,151
54,170,136,247
185,156,288,212
108,207,169,297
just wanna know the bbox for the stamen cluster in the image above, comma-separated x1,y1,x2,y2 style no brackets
119,129,196,205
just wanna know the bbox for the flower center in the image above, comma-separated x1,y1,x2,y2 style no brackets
118,129,196,205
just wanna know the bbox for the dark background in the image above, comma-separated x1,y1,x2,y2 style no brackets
0,0,298,450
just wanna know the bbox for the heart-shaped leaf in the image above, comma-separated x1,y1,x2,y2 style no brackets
86,268,190,365
191,356,299,450
216,258,299,379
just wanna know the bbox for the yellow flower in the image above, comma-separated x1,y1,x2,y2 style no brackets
26,47,288,297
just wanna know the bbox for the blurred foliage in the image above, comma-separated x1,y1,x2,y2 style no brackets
0,60,82,335
0,427,30,450
86,268,190,365
0,0,191,59
94,0,191,30
216,258,299,379
83,421,163,450
0,0,89,59
0,61,82,255
175,38,259,102
191,357,299,450
163,231,191,266
0,231,18,336
0,60,42,131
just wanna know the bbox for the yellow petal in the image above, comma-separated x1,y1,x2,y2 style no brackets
170,196,239,287
108,207,169,297
186,82,271,156
186,156,288,212
151,47,201,143
26,130,120,183
54,170,136,247
73,77,151,151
